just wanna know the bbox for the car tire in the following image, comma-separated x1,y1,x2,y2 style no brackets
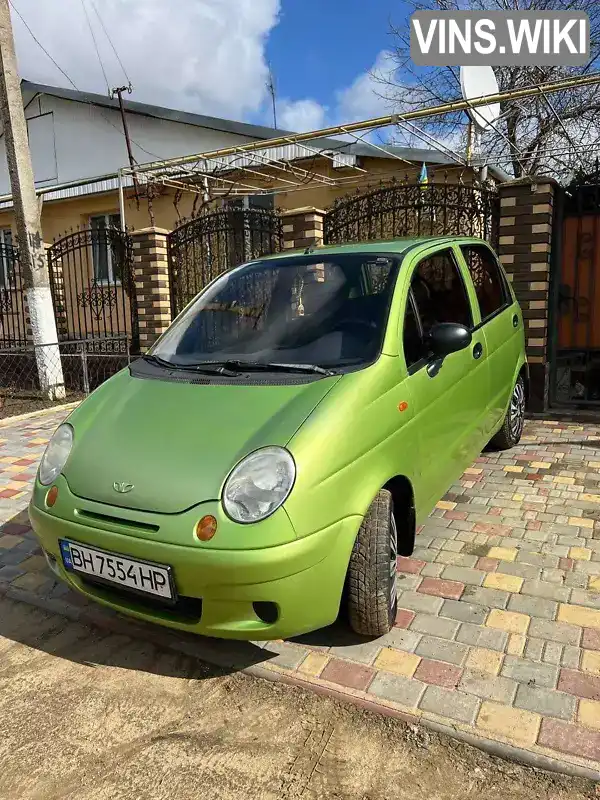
490,375,526,451
347,489,397,637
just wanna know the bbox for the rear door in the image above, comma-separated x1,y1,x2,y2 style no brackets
457,242,522,431
400,245,489,516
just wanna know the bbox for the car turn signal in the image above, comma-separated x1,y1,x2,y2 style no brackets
46,486,59,508
195,515,217,542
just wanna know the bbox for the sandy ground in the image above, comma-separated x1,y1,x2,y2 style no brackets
0,599,596,800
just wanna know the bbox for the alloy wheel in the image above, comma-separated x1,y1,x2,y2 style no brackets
389,513,398,611
509,380,525,441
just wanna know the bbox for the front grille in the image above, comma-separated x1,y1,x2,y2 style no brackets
80,576,203,623
74,509,160,533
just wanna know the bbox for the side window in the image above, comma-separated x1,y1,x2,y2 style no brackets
461,244,509,321
412,249,472,334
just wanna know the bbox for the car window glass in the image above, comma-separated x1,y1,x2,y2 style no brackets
403,292,423,368
152,254,399,369
461,244,508,321
411,249,472,335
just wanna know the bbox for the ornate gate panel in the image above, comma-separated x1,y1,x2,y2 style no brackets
167,207,283,316
552,165,600,406
324,179,499,248
47,226,139,352
0,242,27,348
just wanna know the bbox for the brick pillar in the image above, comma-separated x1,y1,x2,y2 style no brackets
281,207,325,251
497,177,558,412
131,227,172,352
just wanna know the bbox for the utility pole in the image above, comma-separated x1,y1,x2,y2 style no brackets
111,84,139,206
0,0,64,397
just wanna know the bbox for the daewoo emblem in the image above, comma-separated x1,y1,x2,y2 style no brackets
113,482,134,494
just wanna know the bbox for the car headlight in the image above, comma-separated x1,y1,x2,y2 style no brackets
222,446,296,524
38,424,74,486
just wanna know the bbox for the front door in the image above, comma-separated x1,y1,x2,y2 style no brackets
401,246,489,518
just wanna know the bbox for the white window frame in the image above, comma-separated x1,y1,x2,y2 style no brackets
90,213,121,284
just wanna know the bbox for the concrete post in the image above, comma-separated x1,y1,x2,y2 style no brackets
0,0,64,397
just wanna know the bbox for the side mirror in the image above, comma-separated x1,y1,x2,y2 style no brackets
428,322,472,359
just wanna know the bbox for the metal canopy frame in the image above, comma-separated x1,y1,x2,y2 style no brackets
117,72,600,226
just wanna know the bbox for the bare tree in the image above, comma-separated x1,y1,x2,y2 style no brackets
377,0,600,178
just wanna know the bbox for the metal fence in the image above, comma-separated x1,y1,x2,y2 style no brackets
0,337,132,418
0,241,28,348
323,178,500,249
167,207,283,316
47,226,139,351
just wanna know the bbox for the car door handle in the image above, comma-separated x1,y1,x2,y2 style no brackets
513,314,519,328
473,342,483,360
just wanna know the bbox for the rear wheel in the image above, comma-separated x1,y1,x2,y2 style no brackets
490,376,526,450
346,489,397,637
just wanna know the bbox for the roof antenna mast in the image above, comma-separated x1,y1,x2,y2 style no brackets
267,64,277,129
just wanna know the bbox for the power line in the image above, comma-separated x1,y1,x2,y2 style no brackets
90,0,131,87
8,0,78,91
80,0,110,95
10,1,164,162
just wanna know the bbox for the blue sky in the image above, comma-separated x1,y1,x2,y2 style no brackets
258,0,411,131
266,0,403,119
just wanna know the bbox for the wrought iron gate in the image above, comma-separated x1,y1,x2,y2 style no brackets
551,164,600,406
47,226,139,352
0,241,27,348
167,206,283,316
324,178,499,248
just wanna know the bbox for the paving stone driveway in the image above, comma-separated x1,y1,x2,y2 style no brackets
1,407,600,775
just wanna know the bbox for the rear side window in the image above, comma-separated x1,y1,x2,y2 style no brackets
461,244,509,321
412,249,472,330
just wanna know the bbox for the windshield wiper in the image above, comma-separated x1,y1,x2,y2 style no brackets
143,355,334,377
142,354,238,376
219,360,335,376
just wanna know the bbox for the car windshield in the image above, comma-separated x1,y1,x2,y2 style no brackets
151,254,400,370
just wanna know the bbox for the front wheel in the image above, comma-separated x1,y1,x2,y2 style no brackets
490,376,526,450
346,489,397,637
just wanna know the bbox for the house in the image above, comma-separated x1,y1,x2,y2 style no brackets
0,80,506,351
0,80,508,243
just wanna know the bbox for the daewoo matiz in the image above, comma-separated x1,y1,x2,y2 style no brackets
30,236,527,640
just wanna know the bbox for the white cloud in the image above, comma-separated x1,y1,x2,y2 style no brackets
275,50,394,135
278,98,327,133
11,0,280,119
336,50,393,123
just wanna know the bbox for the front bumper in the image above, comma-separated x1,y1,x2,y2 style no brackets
29,485,361,640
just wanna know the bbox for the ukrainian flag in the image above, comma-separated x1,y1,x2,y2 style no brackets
419,162,428,186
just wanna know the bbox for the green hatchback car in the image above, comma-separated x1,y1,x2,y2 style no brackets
30,236,527,641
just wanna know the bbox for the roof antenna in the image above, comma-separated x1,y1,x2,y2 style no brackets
304,243,316,254
266,64,277,129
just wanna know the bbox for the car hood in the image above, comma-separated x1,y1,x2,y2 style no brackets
63,370,340,514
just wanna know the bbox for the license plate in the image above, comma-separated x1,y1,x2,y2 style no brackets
59,539,175,601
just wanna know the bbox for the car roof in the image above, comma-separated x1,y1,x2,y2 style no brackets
263,236,492,260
